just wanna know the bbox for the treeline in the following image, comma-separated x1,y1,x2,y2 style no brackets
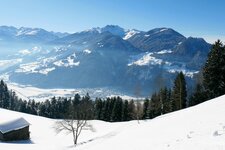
0,82,134,121
0,81,142,121
141,71,187,119
0,40,224,122
0,71,187,121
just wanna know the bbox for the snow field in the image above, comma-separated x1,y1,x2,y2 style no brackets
0,95,225,150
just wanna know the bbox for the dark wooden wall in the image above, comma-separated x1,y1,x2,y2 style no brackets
1,126,30,141
0,132,3,141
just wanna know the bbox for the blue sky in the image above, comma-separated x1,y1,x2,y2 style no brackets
0,0,224,43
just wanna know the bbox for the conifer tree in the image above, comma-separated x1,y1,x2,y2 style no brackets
149,92,161,118
0,80,4,108
203,40,225,98
0,80,10,109
172,72,187,111
160,87,172,114
94,98,103,120
101,98,111,121
142,98,149,119
73,93,81,106
50,96,57,118
122,100,129,121
189,83,207,106
165,88,172,113
111,97,123,122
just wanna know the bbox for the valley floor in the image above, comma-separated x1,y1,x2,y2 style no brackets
1,95,225,150
6,82,139,101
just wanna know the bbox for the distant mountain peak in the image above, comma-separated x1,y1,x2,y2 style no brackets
82,25,126,37
16,27,41,36
186,36,207,43
126,27,186,52
102,25,124,30
173,36,211,57
123,29,141,40
83,27,102,33
0,25,69,43
101,25,126,37
146,27,177,34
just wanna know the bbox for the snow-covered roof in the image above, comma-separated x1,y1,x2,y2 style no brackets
0,117,30,134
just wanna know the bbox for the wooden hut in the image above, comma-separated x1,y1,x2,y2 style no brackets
0,117,30,141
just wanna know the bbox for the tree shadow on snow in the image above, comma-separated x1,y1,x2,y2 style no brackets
66,132,117,148
0,139,34,144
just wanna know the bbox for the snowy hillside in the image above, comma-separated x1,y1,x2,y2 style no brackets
1,95,225,150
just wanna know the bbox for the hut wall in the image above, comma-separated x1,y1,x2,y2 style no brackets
0,132,3,140
2,126,30,141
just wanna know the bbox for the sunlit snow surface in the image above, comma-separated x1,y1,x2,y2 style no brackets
128,52,163,66
128,50,199,77
15,56,57,75
160,28,169,32
53,54,80,68
123,29,140,40
128,50,172,66
83,49,92,54
0,59,22,70
1,95,225,150
16,29,39,36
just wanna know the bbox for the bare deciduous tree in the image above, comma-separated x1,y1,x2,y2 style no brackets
54,96,94,146
55,119,93,145
134,101,143,124
133,84,143,124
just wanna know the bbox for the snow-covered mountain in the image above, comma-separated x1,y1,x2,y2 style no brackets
126,27,186,52
50,25,142,45
0,25,211,96
1,94,225,150
0,26,68,43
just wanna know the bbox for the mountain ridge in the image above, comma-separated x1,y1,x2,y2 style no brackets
0,25,211,96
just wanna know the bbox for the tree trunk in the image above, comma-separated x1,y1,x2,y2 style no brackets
72,130,77,145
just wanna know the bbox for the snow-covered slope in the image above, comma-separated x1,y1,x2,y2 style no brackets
1,95,225,150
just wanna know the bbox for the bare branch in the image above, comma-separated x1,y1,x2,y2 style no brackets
53,100,94,146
